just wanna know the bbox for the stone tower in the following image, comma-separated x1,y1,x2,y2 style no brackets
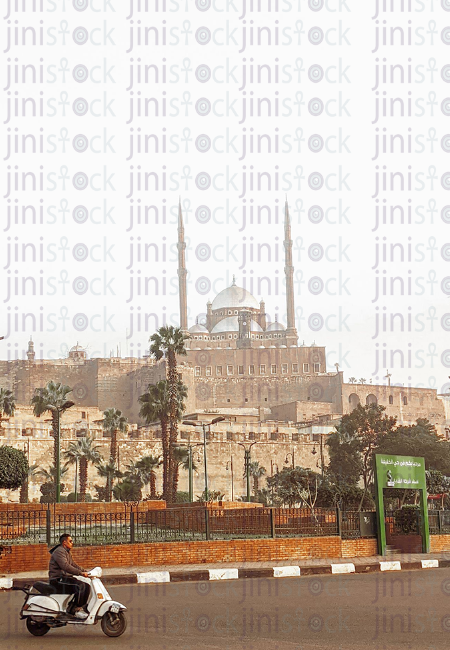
237,310,253,349
177,199,188,334
284,198,298,346
27,338,35,361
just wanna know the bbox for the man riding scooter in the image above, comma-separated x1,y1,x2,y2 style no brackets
48,533,90,619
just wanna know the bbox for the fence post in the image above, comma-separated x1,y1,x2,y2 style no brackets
130,511,135,544
46,508,51,546
270,508,276,538
336,507,342,537
205,508,210,540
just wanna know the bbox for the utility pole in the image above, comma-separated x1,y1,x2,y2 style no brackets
238,441,257,502
182,417,225,501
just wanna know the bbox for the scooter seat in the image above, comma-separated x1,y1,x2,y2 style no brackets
33,581,57,596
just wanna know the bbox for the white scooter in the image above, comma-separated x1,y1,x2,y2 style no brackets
15,567,127,637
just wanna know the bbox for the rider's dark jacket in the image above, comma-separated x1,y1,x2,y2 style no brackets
49,544,86,580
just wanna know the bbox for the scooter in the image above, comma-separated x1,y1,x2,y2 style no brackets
14,567,127,637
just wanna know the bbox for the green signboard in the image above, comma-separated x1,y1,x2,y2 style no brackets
374,454,429,555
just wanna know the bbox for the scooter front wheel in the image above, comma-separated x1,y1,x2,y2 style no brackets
26,618,50,636
101,611,127,637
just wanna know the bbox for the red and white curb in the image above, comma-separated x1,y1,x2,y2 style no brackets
2,559,447,589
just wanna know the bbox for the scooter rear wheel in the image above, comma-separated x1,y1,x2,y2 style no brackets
26,618,50,636
101,611,127,637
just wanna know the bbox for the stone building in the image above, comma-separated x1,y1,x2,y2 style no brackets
1,199,449,501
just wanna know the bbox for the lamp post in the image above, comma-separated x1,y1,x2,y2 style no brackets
226,456,234,501
311,434,324,479
175,438,203,502
237,441,257,502
285,451,295,469
182,417,225,501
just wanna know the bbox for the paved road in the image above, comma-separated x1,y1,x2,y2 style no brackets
2,569,450,649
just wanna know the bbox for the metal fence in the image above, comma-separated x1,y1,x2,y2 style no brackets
0,506,380,546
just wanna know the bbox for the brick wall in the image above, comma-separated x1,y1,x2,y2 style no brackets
1,536,378,574
430,535,450,552
0,501,166,513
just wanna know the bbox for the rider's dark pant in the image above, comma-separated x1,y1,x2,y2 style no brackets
49,577,89,610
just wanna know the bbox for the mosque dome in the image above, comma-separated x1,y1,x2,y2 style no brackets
267,321,286,332
211,278,259,311
189,323,208,334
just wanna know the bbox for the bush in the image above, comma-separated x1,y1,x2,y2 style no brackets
175,491,190,503
0,446,28,490
394,505,420,534
40,482,66,504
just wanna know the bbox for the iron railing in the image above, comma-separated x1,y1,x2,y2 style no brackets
0,506,379,546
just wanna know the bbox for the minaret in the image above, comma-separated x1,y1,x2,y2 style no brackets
177,199,188,333
284,198,298,345
27,337,35,361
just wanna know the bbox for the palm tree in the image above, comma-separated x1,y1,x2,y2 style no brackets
96,459,123,502
359,378,367,385
150,326,189,502
171,447,197,499
19,464,39,503
31,381,74,502
135,455,162,497
36,463,70,503
138,379,187,502
101,408,128,466
249,461,267,495
0,388,15,432
64,435,103,502
348,377,357,384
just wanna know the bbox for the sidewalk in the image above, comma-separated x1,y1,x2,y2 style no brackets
2,552,450,589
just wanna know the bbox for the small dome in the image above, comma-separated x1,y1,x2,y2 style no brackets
211,279,259,311
189,323,208,334
267,321,285,332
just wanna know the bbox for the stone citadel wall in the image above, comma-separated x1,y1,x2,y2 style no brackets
0,406,329,504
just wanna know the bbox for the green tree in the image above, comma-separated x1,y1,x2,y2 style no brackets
101,408,128,466
0,389,15,433
64,435,103,502
249,461,266,494
138,378,187,502
0,446,28,491
96,459,123,502
36,463,70,503
196,489,225,503
31,381,74,502
150,326,189,502
113,476,142,502
327,404,397,509
266,467,321,508
171,447,197,498
19,463,39,504
376,419,450,474
135,455,162,497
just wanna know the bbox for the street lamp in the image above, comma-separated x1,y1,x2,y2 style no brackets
237,441,258,502
174,438,203,503
226,457,234,502
182,417,225,500
311,434,324,478
284,451,295,469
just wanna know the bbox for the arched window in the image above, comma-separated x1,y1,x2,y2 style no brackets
366,394,377,406
403,396,408,405
348,393,360,410
389,395,393,405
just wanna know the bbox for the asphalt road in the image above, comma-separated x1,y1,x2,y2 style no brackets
2,569,450,649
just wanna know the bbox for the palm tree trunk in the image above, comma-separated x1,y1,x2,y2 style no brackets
161,417,169,501
51,411,59,467
167,350,178,503
150,471,156,498
254,476,258,494
79,458,87,502
172,465,180,501
107,475,112,503
110,429,118,465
